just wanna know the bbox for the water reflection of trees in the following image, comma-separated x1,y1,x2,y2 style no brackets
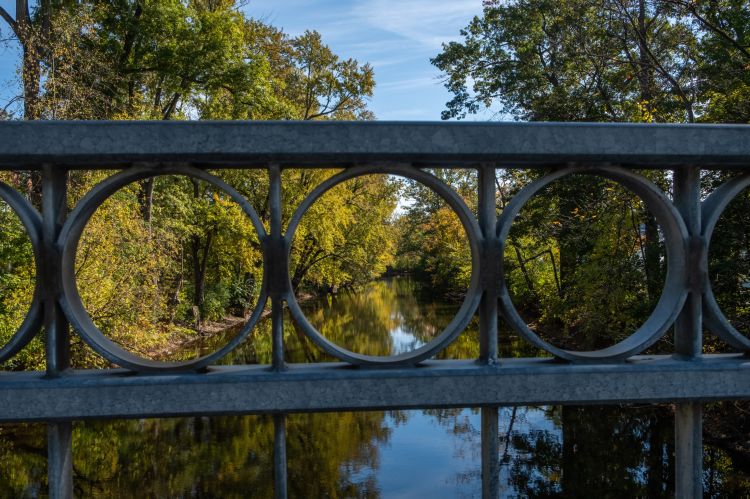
4,279,750,494
3,405,750,495
420,405,750,497
302,277,480,358
0,424,47,497
0,411,391,497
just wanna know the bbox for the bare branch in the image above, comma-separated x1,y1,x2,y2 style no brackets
0,7,16,33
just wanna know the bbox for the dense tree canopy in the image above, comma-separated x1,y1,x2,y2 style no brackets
428,0,750,352
0,0,390,368
432,0,749,123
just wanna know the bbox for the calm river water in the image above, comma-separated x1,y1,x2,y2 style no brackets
1,277,749,497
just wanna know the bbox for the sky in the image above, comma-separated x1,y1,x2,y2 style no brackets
0,0,487,121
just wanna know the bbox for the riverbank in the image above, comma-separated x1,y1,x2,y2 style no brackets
151,310,272,360
150,292,317,360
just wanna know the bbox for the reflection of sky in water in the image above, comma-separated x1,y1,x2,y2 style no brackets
498,406,560,496
308,277,453,356
348,406,558,497
389,311,426,354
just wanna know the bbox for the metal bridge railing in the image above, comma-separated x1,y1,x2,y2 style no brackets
1,121,749,498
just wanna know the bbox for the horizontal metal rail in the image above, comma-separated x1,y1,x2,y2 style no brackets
0,354,748,422
0,121,749,168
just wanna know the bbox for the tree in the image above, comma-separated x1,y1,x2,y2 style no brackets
286,30,375,120
669,0,750,123
432,0,699,122
0,0,52,119
0,1,385,367
430,0,697,349
394,170,475,296
286,173,399,293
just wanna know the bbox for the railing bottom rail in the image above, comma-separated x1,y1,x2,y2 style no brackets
0,354,746,422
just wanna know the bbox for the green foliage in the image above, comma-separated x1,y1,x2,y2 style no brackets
2,1,376,121
705,171,750,348
394,170,475,296
0,1,384,369
433,0,750,124
503,173,663,350
0,197,40,370
677,0,750,123
289,173,399,293
429,0,749,351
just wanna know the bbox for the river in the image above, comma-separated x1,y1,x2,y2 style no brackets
0,277,748,497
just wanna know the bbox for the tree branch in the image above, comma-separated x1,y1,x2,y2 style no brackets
0,7,16,32
614,0,695,121
674,0,750,61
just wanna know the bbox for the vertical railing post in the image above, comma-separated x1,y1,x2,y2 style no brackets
673,166,703,498
47,423,73,499
273,414,289,499
481,407,500,499
478,165,500,498
478,165,499,364
268,164,286,371
42,165,69,376
41,165,73,499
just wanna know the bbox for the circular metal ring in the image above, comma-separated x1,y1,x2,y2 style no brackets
702,173,750,351
284,165,483,365
58,166,268,372
495,166,689,362
0,182,43,364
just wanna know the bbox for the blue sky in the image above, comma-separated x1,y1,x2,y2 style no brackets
0,0,487,120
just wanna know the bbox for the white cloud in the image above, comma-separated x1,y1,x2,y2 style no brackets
348,0,480,49
241,0,485,121
376,108,433,120
377,75,441,93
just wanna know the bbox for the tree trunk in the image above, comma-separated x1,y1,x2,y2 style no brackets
189,179,215,323
643,212,662,303
139,178,154,223
191,236,206,322
636,0,655,121
21,39,41,120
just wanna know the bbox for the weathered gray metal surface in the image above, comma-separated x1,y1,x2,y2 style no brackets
478,165,499,365
675,403,703,498
0,122,747,375
0,182,42,363
0,122,747,390
1,121,750,168
47,422,73,499
273,414,288,499
0,161,727,371
0,355,749,422
481,407,500,499
674,166,704,498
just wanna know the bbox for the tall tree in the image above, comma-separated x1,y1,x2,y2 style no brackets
432,0,699,123
0,1,386,364
430,0,702,346
0,0,52,119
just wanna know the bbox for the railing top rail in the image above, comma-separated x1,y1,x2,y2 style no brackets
1,120,749,169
